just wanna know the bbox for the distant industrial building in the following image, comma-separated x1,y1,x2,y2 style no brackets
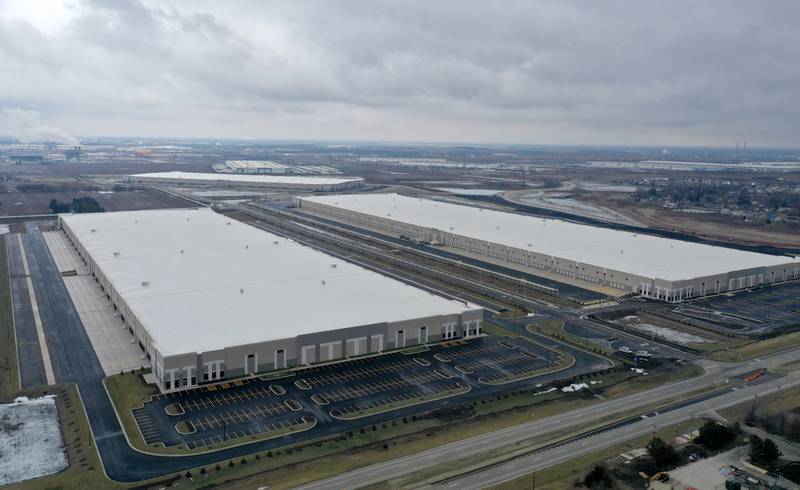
59,208,482,392
225,160,290,174
7,154,45,164
129,171,364,192
220,160,341,175
297,193,800,302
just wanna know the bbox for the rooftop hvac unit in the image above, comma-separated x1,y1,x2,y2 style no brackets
141,281,150,287
330,264,337,268
113,251,120,257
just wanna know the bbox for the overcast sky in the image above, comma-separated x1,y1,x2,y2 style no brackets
0,0,798,147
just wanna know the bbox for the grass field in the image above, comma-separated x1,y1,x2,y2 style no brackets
0,235,19,399
481,321,520,337
720,384,800,422
707,331,800,362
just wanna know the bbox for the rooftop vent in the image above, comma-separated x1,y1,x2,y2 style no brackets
240,288,244,294
330,264,337,268
113,251,120,257
273,241,279,245
91,229,97,233
141,281,150,287
180,249,184,254
321,280,326,285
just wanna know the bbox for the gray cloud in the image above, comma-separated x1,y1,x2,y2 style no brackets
0,107,77,144
0,0,798,146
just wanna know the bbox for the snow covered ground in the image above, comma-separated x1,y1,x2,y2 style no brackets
0,396,67,485
633,322,710,345
434,187,503,196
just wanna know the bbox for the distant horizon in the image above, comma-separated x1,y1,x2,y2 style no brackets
2,135,798,154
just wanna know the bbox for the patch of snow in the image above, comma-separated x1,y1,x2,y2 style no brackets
561,383,589,392
434,188,503,196
633,323,710,345
0,395,67,485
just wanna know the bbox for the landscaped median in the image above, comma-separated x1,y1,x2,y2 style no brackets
528,318,616,358
103,371,317,456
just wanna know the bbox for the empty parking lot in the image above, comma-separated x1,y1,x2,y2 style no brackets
131,334,587,450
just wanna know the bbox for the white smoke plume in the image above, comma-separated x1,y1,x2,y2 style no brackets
0,108,78,144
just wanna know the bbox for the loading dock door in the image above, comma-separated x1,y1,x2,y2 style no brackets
275,349,286,369
245,354,257,374
301,345,315,365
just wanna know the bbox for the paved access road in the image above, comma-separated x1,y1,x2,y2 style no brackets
6,234,48,388
297,346,800,490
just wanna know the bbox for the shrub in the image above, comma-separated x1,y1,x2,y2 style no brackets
647,437,679,467
583,464,612,489
695,421,736,450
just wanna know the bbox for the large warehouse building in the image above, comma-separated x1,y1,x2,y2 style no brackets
297,193,799,302
59,208,482,393
129,171,364,192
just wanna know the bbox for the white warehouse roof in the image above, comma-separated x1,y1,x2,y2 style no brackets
301,193,797,282
130,171,363,186
60,208,476,357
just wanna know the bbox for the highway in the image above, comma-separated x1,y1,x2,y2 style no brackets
297,346,800,489
447,371,800,489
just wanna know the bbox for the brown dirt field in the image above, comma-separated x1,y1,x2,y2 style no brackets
0,161,212,176
0,189,193,216
576,193,800,249
617,204,800,248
